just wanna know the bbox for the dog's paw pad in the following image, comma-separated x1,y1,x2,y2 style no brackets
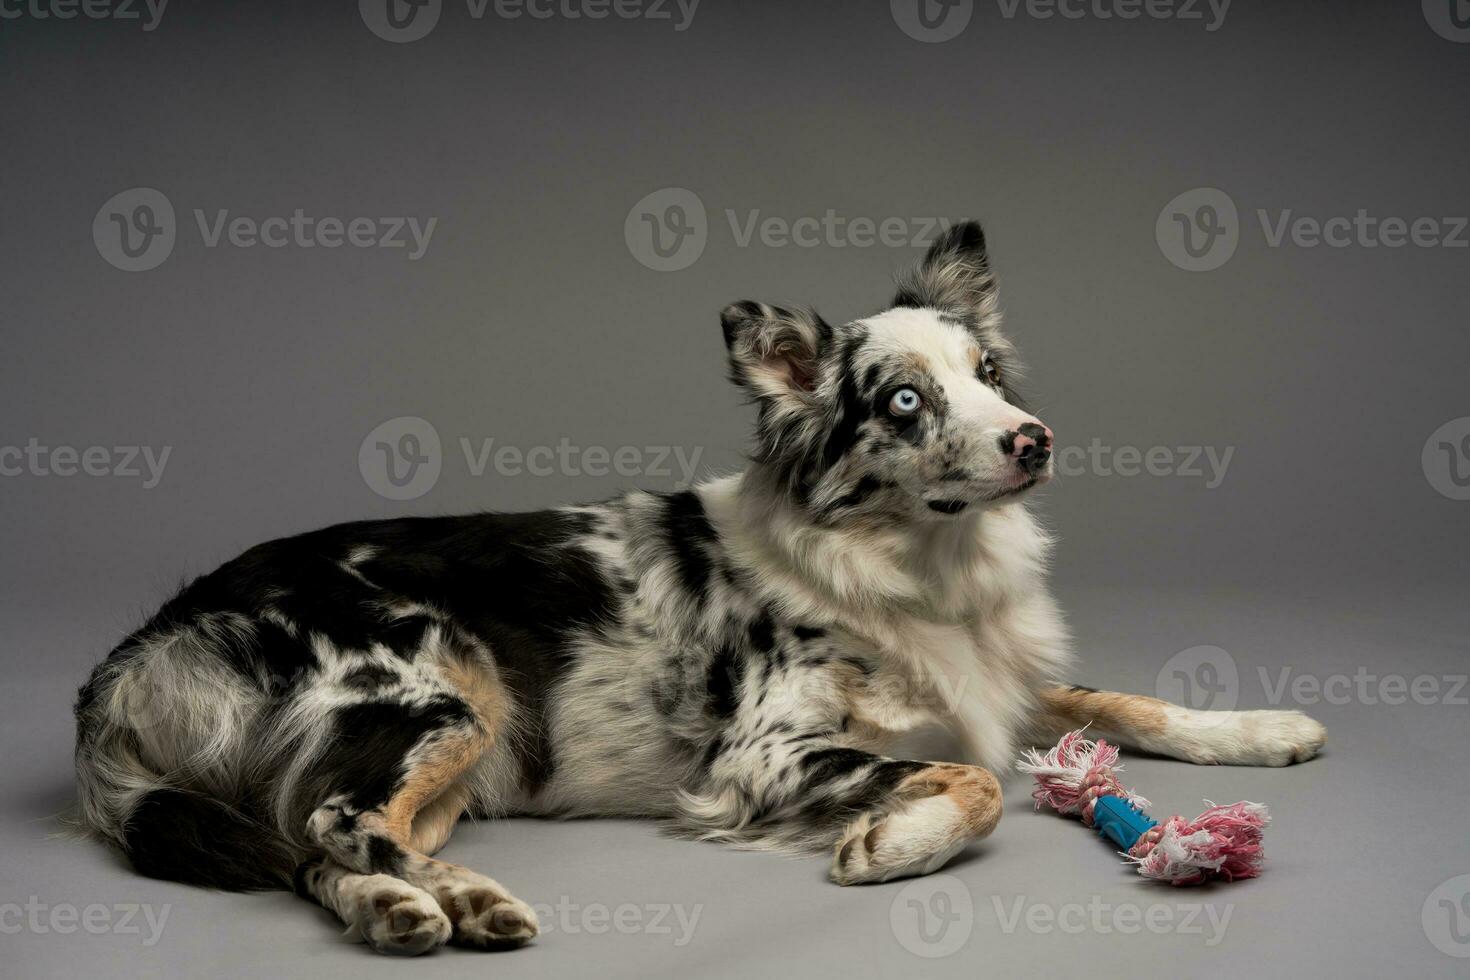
831,815,885,886
440,885,539,950
357,885,451,956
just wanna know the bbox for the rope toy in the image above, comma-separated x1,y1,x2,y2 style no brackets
1016,729,1270,885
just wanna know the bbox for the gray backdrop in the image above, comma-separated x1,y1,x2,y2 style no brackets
3,1,1468,977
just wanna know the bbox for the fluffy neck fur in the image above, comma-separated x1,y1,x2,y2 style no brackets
699,465,1056,639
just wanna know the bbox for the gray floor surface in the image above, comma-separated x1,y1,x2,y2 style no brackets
4,582,1467,978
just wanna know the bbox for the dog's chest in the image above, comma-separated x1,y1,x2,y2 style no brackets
837,607,1053,771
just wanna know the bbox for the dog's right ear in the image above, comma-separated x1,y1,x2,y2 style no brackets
893,219,1000,326
720,301,832,407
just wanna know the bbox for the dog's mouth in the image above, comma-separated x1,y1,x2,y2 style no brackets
926,477,1040,515
984,477,1038,501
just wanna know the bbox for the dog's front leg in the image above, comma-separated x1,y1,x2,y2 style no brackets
680,742,1002,886
1032,685,1327,766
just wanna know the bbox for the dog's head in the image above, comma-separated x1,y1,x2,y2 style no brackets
723,220,1052,523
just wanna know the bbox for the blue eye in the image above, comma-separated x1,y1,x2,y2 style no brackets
889,388,922,416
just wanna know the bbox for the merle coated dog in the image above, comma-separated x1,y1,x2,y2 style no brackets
74,222,1326,954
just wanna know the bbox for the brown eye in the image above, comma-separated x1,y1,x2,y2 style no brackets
980,353,1002,386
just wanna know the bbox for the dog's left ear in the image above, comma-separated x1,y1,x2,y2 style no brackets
893,220,1000,325
721,301,831,406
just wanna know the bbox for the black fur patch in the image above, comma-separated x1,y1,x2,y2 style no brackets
747,611,775,652
821,334,870,471
705,646,742,718
798,747,875,787
365,836,406,875
124,788,292,891
826,475,883,513
292,858,323,899
662,490,717,601
315,697,476,813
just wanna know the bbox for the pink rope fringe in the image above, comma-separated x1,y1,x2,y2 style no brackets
1018,729,1270,885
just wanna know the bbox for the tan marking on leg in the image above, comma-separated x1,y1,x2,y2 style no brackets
439,654,510,731
897,763,1002,838
1038,686,1169,738
382,728,488,839
410,784,471,855
383,656,508,839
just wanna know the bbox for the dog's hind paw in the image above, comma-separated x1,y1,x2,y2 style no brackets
436,880,539,950
346,877,452,956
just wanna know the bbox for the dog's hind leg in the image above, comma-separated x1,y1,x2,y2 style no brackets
303,707,538,951
294,856,451,956
1032,685,1326,767
297,654,538,953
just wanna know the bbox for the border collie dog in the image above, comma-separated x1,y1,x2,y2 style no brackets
74,222,1326,954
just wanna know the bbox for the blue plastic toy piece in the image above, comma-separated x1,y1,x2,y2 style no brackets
1091,794,1157,851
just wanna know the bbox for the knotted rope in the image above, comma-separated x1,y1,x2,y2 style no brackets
1017,729,1269,885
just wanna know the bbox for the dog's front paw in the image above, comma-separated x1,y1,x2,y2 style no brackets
1240,709,1327,766
1175,709,1327,766
830,796,969,886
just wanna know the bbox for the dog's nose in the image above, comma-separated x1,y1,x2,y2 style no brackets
1001,422,1053,476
